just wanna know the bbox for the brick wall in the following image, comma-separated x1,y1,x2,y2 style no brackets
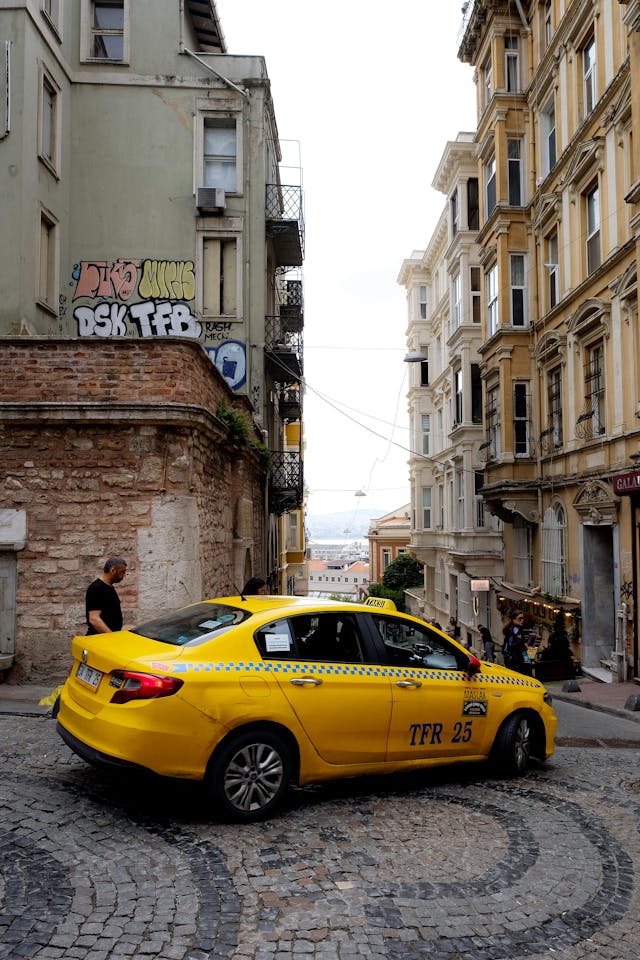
0,338,266,682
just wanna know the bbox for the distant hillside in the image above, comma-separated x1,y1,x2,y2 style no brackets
307,508,393,540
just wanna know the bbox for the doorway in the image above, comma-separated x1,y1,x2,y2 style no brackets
581,525,614,668
0,553,17,672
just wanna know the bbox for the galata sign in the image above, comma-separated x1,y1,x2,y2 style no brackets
613,470,640,496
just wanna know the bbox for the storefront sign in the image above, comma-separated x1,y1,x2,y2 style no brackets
613,470,640,496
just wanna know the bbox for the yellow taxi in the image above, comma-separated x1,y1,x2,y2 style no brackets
57,595,557,821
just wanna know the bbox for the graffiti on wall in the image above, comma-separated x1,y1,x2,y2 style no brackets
69,258,246,390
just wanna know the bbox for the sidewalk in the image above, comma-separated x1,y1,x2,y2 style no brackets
545,676,640,723
0,675,639,720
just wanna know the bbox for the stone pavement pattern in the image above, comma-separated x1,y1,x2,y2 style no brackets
0,714,639,959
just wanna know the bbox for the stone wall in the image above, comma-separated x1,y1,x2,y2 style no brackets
0,338,266,682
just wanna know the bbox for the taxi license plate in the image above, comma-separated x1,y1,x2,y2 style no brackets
76,662,103,689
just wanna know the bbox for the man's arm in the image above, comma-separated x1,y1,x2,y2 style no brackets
88,609,112,633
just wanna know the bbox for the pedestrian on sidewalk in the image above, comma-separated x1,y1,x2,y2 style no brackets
479,624,495,662
502,610,530,674
86,556,127,634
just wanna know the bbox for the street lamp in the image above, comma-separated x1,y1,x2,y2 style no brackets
404,350,428,363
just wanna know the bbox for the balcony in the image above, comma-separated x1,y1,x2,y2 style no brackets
269,451,303,515
279,386,302,422
265,315,303,384
279,279,304,332
266,184,304,267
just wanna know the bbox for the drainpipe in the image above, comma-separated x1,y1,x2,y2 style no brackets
1,41,11,141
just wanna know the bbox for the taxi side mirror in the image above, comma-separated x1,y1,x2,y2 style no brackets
466,654,482,676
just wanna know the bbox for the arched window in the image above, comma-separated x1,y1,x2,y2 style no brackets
541,504,567,597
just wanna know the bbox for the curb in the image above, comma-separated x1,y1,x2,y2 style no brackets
550,690,640,724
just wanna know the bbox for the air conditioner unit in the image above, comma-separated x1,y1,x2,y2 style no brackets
195,186,226,213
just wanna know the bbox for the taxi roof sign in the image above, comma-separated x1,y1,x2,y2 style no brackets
364,597,397,611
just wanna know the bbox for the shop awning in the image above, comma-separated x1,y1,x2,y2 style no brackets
497,583,580,612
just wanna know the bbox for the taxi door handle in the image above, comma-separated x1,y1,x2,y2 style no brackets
396,680,422,689
290,677,323,686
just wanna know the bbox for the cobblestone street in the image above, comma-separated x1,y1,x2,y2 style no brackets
0,714,639,960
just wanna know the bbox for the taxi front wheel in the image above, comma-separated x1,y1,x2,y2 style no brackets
491,712,532,776
206,729,292,822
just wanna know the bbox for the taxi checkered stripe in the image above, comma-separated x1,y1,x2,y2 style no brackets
166,661,539,687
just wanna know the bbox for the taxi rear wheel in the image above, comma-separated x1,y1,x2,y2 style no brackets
491,712,532,776
206,729,292,822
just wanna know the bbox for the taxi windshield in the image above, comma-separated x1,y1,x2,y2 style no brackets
132,602,249,646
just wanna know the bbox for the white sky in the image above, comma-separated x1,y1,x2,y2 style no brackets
216,1,478,521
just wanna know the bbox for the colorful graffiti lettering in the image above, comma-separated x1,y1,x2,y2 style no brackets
139,260,195,301
75,301,202,338
72,260,141,301
71,259,195,303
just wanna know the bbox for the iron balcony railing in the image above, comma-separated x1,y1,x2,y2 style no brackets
265,315,303,384
269,451,304,515
279,386,302,423
265,184,305,266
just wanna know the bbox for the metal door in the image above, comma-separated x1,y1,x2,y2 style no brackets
0,554,16,671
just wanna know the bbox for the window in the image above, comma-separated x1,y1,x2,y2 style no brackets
467,178,479,231
371,616,464,671
548,366,563,446
42,0,61,31
546,231,559,309
203,119,237,192
513,519,533,588
452,273,462,330
419,344,429,386
437,484,444,529
541,504,567,597
287,512,299,550
419,285,428,319
510,255,526,326
454,369,463,425
474,472,485,528
585,341,605,435
514,383,530,456
471,267,481,324
89,1,125,60
202,238,237,316
456,471,464,529
451,189,459,236
487,264,498,337
505,36,520,92
422,487,432,529
486,385,501,458
262,613,365,664
39,69,59,172
471,364,483,423
541,97,556,176
485,155,496,217
508,139,523,206
421,414,431,455
586,182,600,274
38,210,57,310
382,549,391,571
544,0,553,49
483,57,493,108
583,35,596,117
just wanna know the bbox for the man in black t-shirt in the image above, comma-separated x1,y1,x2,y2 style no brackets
86,556,127,634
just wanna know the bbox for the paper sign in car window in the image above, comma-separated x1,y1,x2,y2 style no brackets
200,620,221,629
266,633,291,653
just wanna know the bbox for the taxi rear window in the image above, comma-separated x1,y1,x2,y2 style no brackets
132,602,249,646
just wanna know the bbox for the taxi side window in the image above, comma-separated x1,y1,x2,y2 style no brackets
254,620,295,659
290,612,364,663
371,615,463,670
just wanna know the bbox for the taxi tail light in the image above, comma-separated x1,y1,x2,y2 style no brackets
110,671,184,704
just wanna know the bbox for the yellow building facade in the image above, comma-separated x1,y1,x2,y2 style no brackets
457,0,640,679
